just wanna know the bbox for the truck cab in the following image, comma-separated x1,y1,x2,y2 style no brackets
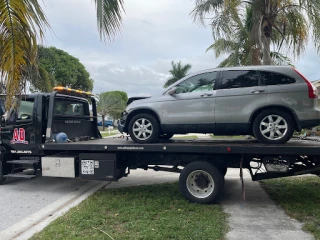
0,87,101,157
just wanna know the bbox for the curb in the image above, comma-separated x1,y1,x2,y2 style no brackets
0,180,109,240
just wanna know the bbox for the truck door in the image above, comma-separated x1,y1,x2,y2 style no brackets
1,97,37,147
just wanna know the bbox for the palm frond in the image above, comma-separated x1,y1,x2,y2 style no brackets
94,0,125,42
0,0,49,109
191,0,224,25
164,61,192,88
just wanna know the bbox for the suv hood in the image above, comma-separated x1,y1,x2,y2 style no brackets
127,96,151,105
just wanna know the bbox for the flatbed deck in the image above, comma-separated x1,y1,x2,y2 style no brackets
43,138,320,155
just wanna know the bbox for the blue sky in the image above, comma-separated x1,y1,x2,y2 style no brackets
42,0,320,96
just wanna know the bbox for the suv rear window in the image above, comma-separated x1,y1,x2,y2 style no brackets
260,71,296,85
218,70,259,89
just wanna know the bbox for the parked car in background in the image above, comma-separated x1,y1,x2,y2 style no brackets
118,66,320,144
98,115,113,127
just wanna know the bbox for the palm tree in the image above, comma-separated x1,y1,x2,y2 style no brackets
0,0,49,108
207,6,293,67
164,61,192,88
192,0,319,65
0,0,124,110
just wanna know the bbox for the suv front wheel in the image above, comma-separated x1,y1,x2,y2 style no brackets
128,113,160,143
253,109,294,144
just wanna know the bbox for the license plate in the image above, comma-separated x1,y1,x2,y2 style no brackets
81,160,94,175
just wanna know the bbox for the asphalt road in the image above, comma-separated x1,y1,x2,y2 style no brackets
0,175,88,231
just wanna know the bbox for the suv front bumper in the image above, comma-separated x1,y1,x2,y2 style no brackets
117,111,128,133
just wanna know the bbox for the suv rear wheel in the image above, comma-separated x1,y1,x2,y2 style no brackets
128,113,159,143
253,109,294,144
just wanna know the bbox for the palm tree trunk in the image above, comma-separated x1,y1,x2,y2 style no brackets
250,20,262,65
262,35,272,65
262,0,272,65
249,4,263,65
102,114,105,131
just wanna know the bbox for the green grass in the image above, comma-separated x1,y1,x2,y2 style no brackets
101,132,120,138
210,135,246,140
32,183,228,240
261,176,320,239
173,135,198,139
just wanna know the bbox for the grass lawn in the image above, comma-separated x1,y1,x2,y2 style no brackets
210,135,246,140
100,132,120,138
173,135,198,139
32,183,228,240
261,176,320,239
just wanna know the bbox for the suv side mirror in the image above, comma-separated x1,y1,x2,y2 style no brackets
168,87,177,96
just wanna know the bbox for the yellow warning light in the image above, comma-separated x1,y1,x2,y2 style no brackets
53,87,94,97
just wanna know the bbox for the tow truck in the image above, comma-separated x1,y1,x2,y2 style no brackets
0,87,320,204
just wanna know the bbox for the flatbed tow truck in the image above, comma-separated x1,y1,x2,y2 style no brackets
0,87,320,204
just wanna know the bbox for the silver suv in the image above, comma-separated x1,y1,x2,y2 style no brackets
118,66,320,144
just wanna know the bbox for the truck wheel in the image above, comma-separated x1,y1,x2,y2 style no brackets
128,113,160,143
179,161,224,204
0,161,6,185
253,109,294,144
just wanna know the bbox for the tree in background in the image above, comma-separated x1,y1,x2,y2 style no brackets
97,91,127,130
192,0,320,65
1,0,124,109
35,46,94,91
207,6,293,67
164,61,192,88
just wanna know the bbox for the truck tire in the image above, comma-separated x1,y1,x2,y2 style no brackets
128,113,160,143
253,109,294,144
179,161,224,204
0,161,6,185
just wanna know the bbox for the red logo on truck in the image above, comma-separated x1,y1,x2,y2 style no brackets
10,128,28,144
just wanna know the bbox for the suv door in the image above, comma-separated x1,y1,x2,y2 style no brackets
161,71,218,133
215,70,267,135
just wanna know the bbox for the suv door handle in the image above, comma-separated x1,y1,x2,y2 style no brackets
200,93,213,97
251,90,265,94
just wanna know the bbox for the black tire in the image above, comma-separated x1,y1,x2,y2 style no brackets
128,113,160,143
0,161,6,185
253,109,294,144
179,161,224,204
160,133,174,140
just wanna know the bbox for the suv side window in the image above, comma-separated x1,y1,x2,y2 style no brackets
260,71,296,85
218,70,260,89
175,72,217,94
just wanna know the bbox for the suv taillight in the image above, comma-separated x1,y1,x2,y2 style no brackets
293,68,318,98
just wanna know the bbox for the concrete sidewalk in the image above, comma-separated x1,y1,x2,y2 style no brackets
222,169,314,240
